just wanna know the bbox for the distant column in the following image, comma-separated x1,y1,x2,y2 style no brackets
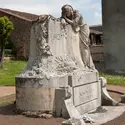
102,0,125,74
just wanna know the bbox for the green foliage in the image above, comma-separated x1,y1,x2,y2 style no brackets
0,101,15,106
5,40,13,49
5,49,12,56
0,16,14,45
0,60,125,86
100,72,125,85
0,16,14,68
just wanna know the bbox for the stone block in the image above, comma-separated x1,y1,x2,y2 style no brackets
16,75,68,88
16,87,55,112
68,71,99,87
68,72,101,114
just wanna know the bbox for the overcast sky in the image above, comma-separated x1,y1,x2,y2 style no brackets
0,0,102,25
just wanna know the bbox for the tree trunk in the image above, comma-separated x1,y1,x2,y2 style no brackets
0,41,5,68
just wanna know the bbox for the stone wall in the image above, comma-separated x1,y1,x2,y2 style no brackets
10,17,32,60
90,45,104,61
102,0,125,74
90,45,104,71
0,11,32,60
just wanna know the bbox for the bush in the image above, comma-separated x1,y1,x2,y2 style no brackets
5,40,13,49
4,49,12,57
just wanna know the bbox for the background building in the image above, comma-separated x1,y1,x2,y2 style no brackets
0,8,38,60
102,0,125,74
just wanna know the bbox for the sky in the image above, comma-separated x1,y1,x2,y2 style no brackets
0,0,102,25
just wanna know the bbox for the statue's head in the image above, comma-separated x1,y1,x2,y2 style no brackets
61,4,74,18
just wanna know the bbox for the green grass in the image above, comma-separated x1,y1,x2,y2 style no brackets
0,60,27,86
100,73,125,85
0,100,15,106
0,60,125,86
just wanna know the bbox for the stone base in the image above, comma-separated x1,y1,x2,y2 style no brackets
86,106,125,125
16,86,68,117
16,75,70,118
16,70,101,118
62,106,125,125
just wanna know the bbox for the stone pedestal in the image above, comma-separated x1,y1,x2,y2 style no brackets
16,15,101,118
16,71,101,117
14,8,125,124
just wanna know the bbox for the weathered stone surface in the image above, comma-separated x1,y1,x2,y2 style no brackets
73,82,99,106
16,75,68,88
68,72,101,114
14,5,125,125
68,71,99,87
16,72,101,116
63,98,85,125
16,87,55,112
54,88,68,117
64,98,83,119
21,16,86,80
48,18,84,68
16,15,102,119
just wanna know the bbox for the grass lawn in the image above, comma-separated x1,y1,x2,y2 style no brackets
0,60,27,86
100,73,125,85
0,60,125,86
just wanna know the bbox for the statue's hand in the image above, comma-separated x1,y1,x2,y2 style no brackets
61,18,67,27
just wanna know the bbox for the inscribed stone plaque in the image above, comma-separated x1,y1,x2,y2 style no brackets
48,19,84,67
73,82,99,106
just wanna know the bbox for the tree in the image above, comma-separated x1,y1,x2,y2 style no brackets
0,16,14,68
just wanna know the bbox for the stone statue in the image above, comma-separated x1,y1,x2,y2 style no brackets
15,5,123,125
61,4,95,70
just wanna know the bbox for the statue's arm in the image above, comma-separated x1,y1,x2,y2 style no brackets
62,16,73,25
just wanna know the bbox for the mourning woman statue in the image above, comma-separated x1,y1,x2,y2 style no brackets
61,4,95,70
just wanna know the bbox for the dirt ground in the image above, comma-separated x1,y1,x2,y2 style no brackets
0,86,15,98
0,102,125,125
0,85,125,125
102,112,125,125
0,103,64,125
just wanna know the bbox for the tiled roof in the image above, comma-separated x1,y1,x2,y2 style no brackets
1,8,39,21
0,8,38,22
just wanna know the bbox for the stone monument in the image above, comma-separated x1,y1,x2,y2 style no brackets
16,5,125,125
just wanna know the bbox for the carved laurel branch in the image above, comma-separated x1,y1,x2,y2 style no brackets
35,15,53,57
55,56,77,73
